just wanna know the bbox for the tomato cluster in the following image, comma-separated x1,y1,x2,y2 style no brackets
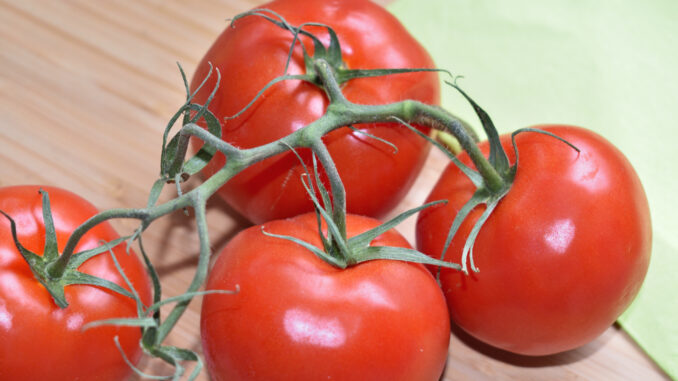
1,0,652,380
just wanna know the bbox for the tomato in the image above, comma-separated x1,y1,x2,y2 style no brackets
201,213,450,380
0,185,151,380
416,125,652,355
190,0,439,224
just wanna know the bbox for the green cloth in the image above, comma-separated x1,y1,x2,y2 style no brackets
388,0,677,377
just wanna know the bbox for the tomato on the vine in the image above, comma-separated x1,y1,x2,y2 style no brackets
416,125,652,355
190,0,439,224
201,213,450,381
0,185,151,380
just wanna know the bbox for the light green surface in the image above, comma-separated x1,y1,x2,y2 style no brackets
388,0,677,378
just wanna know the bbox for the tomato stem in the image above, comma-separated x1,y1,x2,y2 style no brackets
312,59,506,194
52,202,191,279
156,194,211,344
310,140,348,243
33,56,508,377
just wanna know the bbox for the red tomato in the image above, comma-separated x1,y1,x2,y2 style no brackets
190,0,439,224
0,185,151,380
416,125,652,355
201,213,450,380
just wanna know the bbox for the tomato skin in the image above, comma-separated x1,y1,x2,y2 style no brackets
416,125,652,355
0,185,151,380
191,0,439,224
201,213,450,381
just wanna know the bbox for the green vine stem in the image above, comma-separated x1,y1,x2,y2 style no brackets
47,196,193,279
155,194,209,344
45,54,502,351
12,13,515,379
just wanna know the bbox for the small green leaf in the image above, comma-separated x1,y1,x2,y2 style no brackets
435,189,489,279
184,62,212,103
1,209,71,308
283,28,302,74
446,81,510,173
232,9,294,33
291,22,332,61
0,210,43,266
146,289,238,314
163,134,183,177
323,24,342,67
112,336,172,380
348,125,398,154
353,246,461,270
68,236,129,269
189,69,221,125
298,174,351,257
226,74,311,121
349,201,445,250
231,9,326,68
138,236,162,306
62,271,134,299
160,346,199,361
311,153,332,215
178,62,190,101
160,104,190,175
185,62,213,107
41,278,69,309
391,116,483,187
146,179,166,208
192,107,221,136
38,189,59,261
338,67,449,84
312,164,334,252
82,317,158,331
105,243,147,316
164,108,224,181
161,63,216,177
181,110,222,176
283,146,334,254
151,345,202,381
280,142,350,259
510,128,580,169
461,197,501,274
262,228,346,269
307,31,327,60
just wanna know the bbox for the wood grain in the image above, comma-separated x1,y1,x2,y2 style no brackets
0,0,668,380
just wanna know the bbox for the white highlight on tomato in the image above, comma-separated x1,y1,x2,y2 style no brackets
0,302,12,330
544,219,575,254
66,313,84,331
283,308,346,348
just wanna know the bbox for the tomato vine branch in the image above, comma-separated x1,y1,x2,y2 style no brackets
10,11,518,379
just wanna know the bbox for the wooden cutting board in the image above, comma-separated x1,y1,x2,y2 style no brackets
0,0,668,379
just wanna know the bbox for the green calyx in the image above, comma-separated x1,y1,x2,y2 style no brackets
434,82,579,274
262,148,461,271
0,190,135,308
229,9,447,110
433,81,514,274
263,200,463,272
